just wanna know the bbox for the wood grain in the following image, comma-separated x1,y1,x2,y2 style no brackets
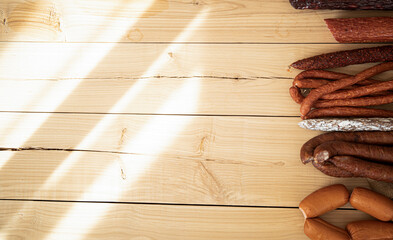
0,200,373,240
0,77,298,115
0,0,392,43
0,113,369,205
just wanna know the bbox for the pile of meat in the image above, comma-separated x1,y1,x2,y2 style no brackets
289,46,393,120
301,131,393,183
300,184,393,240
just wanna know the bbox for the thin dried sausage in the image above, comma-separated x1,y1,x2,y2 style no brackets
303,107,393,119
314,94,393,108
289,86,304,104
291,46,393,70
289,0,393,10
322,79,393,100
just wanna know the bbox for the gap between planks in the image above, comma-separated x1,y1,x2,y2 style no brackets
0,111,299,118
0,198,357,211
0,41,375,44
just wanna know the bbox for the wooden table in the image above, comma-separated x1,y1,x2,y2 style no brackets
0,0,387,239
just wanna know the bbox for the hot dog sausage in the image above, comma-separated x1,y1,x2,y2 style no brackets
350,187,393,221
299,184,349,218
346,220,393,240
304,218,351,240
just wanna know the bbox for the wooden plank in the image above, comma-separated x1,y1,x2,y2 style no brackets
0,43,387,80
0,0,392,43
0,113,369,205
0,201,373,240
0,77,298,115
0,43,389,115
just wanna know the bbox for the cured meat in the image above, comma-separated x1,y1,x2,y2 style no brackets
289,0,393,10
298,118,393,132
346,220,393,240
300,131,393,164
300,62,393,116
314,94,393,108
330,156,393,183
325,17,393,43
303,107,393,119
290,46,393,70
314,141,393,164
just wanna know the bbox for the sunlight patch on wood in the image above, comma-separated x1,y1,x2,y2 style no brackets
44,11,206,240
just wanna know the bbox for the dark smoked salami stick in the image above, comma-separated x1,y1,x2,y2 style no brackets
289,0,393,10
291,46,393,70
325,17,393,43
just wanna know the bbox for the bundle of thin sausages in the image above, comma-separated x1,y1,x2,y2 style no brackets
301,131,393,183
289,45,393,120
300,184,393,240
